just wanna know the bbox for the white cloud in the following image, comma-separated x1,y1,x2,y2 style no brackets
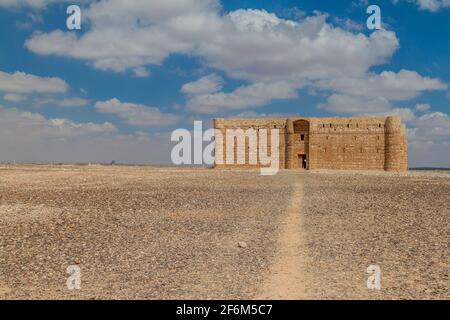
59,98,90,107
0,0,51,8
414,103,431,112
408,111,450,143
389,108,418,122
353,0,369,7
406,110,450,167
27,2,435,118
318,94,392,114
181,74,223,95
392,0,450,12
25,2,399,82
0,0,89,8
0,106,116,139
26,2,438,119
3,93,27,102
26,0,220,72
0,70,68,94
0,105,171,164
16,12,44,30
186,81,298,114
95,98,180,126
317,70,446,119
317,70,447,101
133,67,151,78
34,97,90,107
333,17,365,31
3,0,449,167
416,0,450,11
198,10,399,82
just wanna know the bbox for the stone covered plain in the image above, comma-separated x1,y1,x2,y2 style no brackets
0,165,448,299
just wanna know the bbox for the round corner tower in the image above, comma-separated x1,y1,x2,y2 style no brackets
384,116,408,172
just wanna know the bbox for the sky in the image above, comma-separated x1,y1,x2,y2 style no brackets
0,0,449,167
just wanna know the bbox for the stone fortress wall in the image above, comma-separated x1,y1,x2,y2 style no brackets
213,116,408,172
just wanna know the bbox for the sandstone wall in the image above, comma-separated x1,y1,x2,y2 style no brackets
213,118,286,168
213,116,408,172
308,117,387,171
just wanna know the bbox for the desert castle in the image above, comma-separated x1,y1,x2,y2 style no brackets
213,116,408,172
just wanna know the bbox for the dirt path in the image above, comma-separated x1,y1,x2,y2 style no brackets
0,285,11,297
257,181,307,299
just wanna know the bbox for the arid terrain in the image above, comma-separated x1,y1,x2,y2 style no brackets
0,165,448,299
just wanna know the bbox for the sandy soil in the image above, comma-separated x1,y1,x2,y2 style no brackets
0,165,448,299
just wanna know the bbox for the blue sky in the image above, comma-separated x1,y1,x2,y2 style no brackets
0,0,449,166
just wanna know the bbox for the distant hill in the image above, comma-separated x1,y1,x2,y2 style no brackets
410,167,450,171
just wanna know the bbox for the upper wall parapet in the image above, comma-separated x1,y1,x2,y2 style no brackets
214,116,392,133
214,118,287,129
308,117,388,133
214,116,404,133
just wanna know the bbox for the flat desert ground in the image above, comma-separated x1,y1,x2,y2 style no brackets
0,165,448,299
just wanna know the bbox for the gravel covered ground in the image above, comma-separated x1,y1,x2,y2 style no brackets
0,165,294,299
0,165,448,299
301,170,449,299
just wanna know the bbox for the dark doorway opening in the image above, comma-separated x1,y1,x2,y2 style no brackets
298,154,307,169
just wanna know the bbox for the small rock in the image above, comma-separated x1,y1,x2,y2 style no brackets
237,241,247,248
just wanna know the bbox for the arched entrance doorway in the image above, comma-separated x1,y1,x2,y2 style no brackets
293,119,310,169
